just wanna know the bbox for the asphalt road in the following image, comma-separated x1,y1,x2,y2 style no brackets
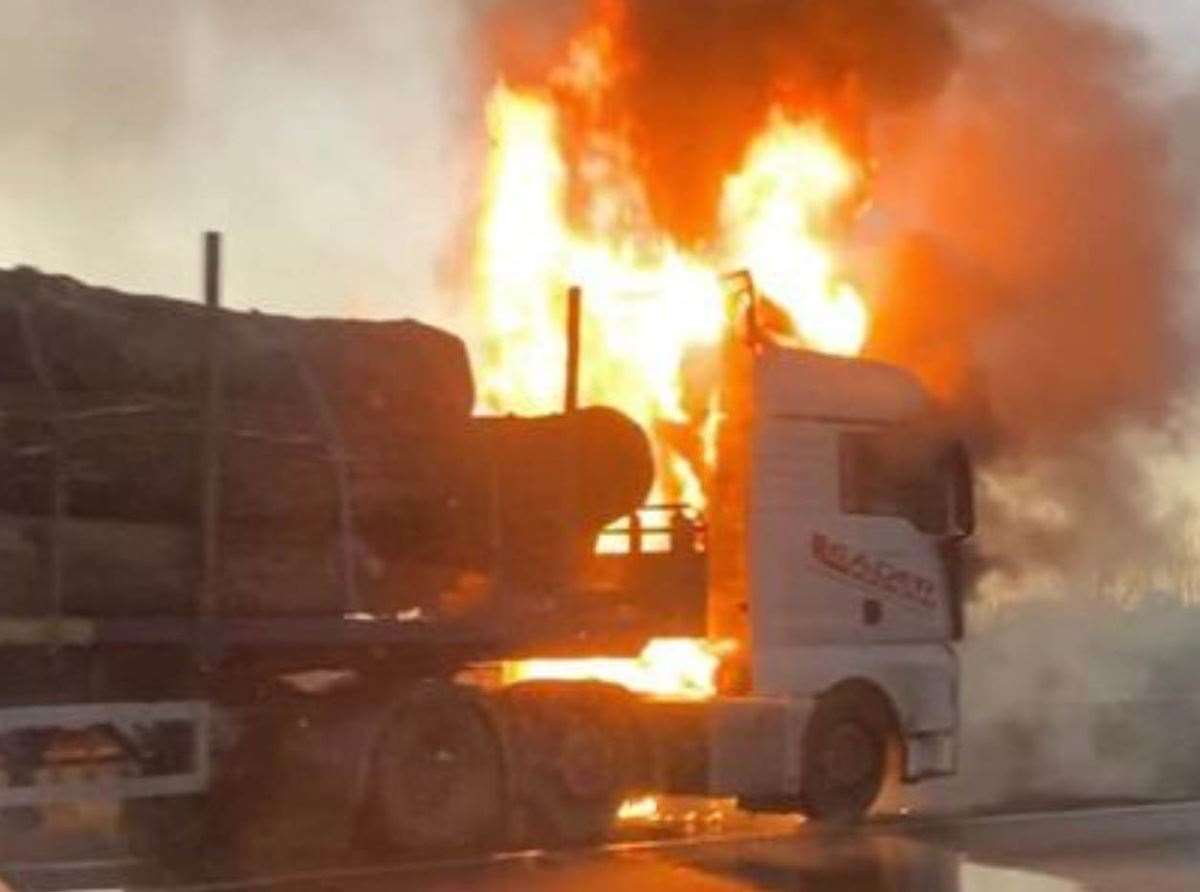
239,802,1200,892
9,801,1200,891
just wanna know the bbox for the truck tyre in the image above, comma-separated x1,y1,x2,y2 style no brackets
369,681,505,853
797,686,895,823
502,681,646,847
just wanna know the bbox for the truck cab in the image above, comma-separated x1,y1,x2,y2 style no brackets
686,340,973,820
498,337,974,832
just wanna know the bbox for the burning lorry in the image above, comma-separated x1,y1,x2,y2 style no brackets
0,239,973,862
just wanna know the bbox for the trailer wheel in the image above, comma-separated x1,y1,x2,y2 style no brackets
369,681,505,853
503,681,647,847
798,686,895,823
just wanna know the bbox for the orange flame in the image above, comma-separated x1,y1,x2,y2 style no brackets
473,63,867,507
721,112,869,357
617,795,659,822
501,637,735,701
476,21,867,700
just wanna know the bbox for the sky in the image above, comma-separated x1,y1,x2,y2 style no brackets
0,1,478,323
1099,0,1200,88
0,1,1196,327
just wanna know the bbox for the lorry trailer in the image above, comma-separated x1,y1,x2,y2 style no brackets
0,237,973,864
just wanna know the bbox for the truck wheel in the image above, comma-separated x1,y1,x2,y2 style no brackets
369,681,505,853
798,687,894,823
503,682,646,847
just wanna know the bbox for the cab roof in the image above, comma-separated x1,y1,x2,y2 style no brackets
754,341,931,424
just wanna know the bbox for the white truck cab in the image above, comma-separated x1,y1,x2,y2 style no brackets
701,340,973,820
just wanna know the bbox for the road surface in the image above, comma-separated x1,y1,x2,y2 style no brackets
7,800,1200,891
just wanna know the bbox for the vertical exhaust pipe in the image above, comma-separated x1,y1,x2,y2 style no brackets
565,285,581,413
199,232,224,622
564,285,583,539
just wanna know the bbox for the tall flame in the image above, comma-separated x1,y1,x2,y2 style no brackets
721,113,869,358
473,63,867,504
474,20,869,701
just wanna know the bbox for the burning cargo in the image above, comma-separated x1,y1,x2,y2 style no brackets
0,267,654,621
0,243,973,858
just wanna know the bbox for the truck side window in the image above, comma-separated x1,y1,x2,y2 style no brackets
839,431,948,535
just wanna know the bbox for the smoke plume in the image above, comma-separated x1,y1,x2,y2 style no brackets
484,0,956,244
856,1,1200,811
483,0,1198,594
863,0,1197,593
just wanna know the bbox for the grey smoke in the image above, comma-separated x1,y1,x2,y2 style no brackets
0,1,475,322
863,0,1200,597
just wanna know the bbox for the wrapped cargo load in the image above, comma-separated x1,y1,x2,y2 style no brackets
0,268,654,619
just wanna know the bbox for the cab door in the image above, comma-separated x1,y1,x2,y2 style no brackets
749,417,956,651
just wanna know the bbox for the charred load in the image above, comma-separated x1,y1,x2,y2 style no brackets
0,267,653,618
